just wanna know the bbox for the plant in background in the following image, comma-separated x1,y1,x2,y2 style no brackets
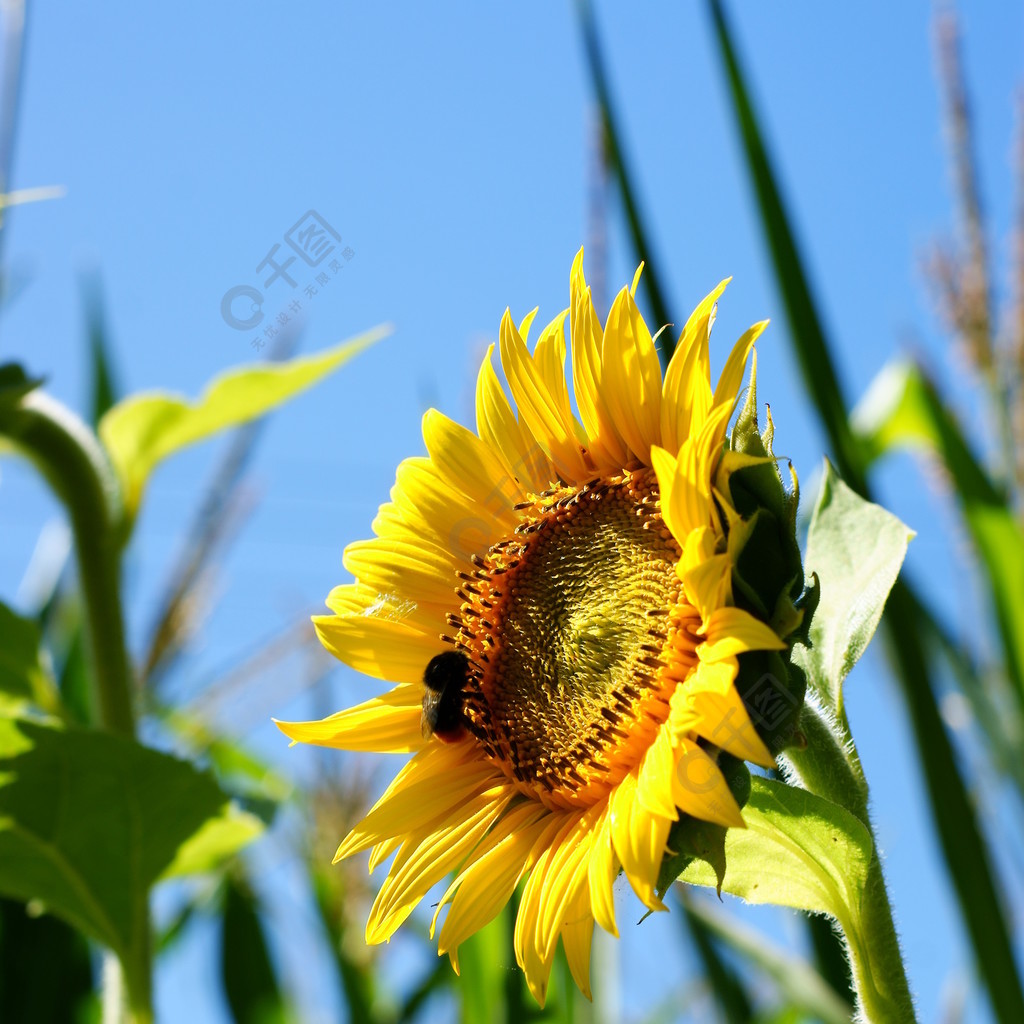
280,251,918,1020
0,330,383,1022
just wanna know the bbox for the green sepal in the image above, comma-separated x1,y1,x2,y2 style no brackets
733,648,806,754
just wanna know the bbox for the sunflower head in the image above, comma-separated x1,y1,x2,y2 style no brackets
277,251,809,1005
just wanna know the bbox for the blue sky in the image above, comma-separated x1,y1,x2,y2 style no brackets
2,2,1022,1021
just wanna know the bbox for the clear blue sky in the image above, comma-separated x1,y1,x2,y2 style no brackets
1,2,1022,1021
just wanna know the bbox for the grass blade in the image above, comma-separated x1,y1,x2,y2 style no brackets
854,359,1024,715
680,890,853,1024
576,0,676,359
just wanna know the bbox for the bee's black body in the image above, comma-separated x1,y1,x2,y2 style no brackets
421,650,470,742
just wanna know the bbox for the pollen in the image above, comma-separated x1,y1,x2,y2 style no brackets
446,468,699,809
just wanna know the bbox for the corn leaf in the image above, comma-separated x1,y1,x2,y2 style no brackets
853,359,1024,715
99,326,388,520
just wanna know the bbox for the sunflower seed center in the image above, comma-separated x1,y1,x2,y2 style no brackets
449,469,689,809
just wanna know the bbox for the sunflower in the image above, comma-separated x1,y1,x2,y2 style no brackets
277,250,794,1005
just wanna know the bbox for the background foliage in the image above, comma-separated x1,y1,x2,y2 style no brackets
1,1,1022,1021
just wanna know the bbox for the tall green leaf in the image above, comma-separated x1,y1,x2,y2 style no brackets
576,0,676,357
677,900,754,1024
679,891,853,1024
854,359,1024,714
706,3,1024,1019
0,895,94,1022
220,875,287,1024
99,326,389,519
80,270,119,426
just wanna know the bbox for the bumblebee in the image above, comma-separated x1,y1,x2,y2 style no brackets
421,650,470,743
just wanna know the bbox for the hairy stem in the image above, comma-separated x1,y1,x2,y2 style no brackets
786,704,917,1023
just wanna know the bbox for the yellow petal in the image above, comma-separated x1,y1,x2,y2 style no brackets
423,409,525,528
670,739,744,827
698,606,786,660
343,536,460,610
475,344,550,492
636,726,679,820
587,803,619,937
533,808,599,962
274,683,424,753
336,745,504,860
560,886,595,1001
368,835,403,872
649,444,684,542
681,549,733,622
601,286,662,462
514,815,574,1007
367,786,513,944
710,320,768,424
569,248,629,470
661,279,728,450
677,661,775,767
435,803,549,954
314,614,439,684
499,309,588,482
393,456,505,565
519,306,539,343
608,771,669,912
533,310,575,434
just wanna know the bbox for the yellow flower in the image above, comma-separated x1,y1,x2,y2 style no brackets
277,250,789,1005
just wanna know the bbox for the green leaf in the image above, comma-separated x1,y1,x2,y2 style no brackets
792,461,912,718
706,0,864,492
80,272,120,427
161,708,292,806
677,899,754,1024
0,601,60,714
220,875,287,1024
0,895,95,1022
576,0,676,361
0,363,43,412
310,865,380,1024
0,716,259,963
678,776,872,927
853,359,1024,715
679,891,853,1024
99,326,389,518
458,912,510,1024
159,805,263,881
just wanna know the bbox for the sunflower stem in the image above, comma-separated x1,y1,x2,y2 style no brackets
0,389,153,1020
784,703,917,1023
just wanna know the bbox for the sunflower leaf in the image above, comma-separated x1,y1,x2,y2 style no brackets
791,461,912,720
677,776,872,927
0,601,60,714
159,806,264,881
0,716,259,963
99,326,389,522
